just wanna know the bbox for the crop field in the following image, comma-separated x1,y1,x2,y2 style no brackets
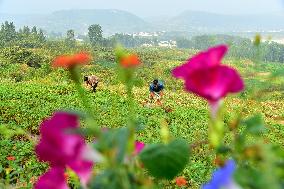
0,46,283,188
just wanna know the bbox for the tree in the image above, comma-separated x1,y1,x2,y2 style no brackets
16,25,46,48
88,24,103,47
111,33,136,48
22,26,31,36
65,29,76,47
38,29,46,43
31,26,38,35
101,38,116,48
0,21,17,46
176,37,191,49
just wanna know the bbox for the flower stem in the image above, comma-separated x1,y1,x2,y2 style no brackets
122,69,137,156
70,67,99,133
126,78,136,154
208,100,224,149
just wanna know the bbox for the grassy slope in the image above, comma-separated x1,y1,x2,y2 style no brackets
0,48,283,188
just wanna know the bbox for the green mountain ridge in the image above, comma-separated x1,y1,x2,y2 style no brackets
167,10,284,32
1,9,284,35
0,9,151,36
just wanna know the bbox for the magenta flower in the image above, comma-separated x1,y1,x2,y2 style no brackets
134,141,145,155
35,167,68,189
35,112,93,187
68,159,93,186
36,112,81,166
172,45,244,103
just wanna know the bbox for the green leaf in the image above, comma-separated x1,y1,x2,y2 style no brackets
65,127,96,137
115,128,130,163
89,168,142,189
216,146,232,154
93,127,130,163
242,114,266,135
235,166,263,188
139,139,190,180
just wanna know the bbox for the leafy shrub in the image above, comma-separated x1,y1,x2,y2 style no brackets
0,46,49,68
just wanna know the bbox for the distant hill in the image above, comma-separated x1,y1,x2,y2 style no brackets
0,9,151,36
1,9,284,35
164,10,284,32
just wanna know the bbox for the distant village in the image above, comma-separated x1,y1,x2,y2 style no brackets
74,31,178,48
132,32,177,48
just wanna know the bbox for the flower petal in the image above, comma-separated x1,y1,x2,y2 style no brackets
68,160,94,187
176,176,187,187
120,54,141,68
184,66,244,102
35,167,68,189
206,45,228,66
172,45,228,79
72,52,91,65
172,63,192,79
202,160,236,189
134,141,145,155
35,112,85,166
52,52,91,69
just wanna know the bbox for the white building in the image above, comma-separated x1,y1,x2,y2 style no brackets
158,40,177,48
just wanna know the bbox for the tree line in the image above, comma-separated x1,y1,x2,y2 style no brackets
66,25,156,48
176,35,284,63
1,21,284,63
0,21,46,48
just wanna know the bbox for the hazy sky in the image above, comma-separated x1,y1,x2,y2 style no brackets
0,0,283,16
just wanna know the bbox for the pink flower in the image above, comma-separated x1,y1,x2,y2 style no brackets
134,141,145,155
35,112,93,187
68,159,93,186
172,45,244,103
36,112,81,166
35,167,68,189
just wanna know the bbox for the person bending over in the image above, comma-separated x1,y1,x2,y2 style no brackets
84,75,99,92
149,79,164,105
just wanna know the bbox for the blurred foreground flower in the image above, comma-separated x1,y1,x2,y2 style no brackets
119,54,141,68
52,52,91,69
172,45,244,104
35,112,93,188
134,141,145,155
176,176,187,187
35,167,68,189
115,45,141,68
7,156,15,161
203,160,241,189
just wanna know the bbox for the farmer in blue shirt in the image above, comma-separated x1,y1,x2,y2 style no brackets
149,79,164,105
